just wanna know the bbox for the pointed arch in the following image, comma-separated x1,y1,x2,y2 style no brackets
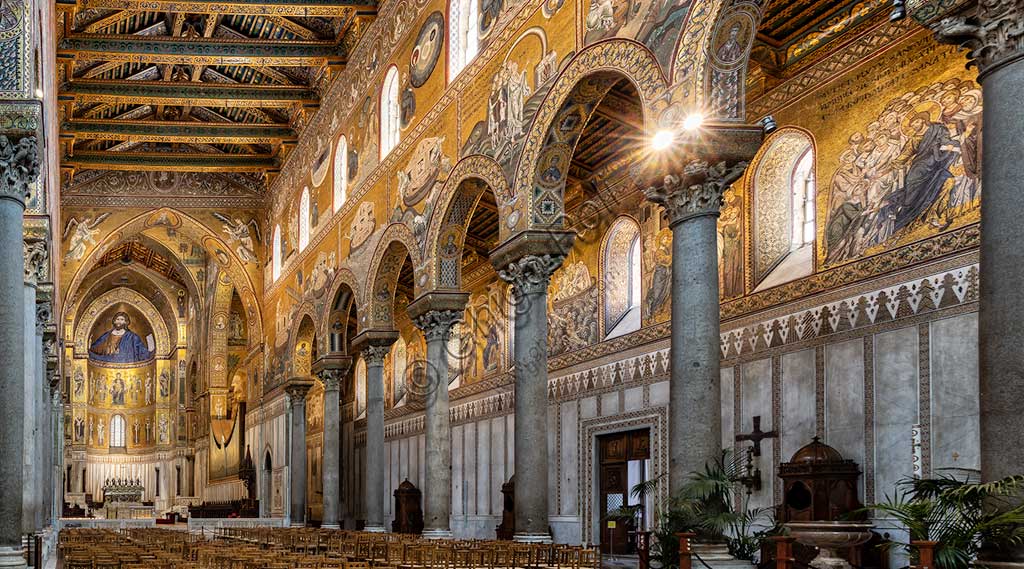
511,40,666,233
73,287,172,358
62,208,264,348
292,313,318,378
321,266,362,345
364,223,424,330
424,154,512,291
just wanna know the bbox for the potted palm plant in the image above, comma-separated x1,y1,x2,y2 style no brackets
860,473,1024,569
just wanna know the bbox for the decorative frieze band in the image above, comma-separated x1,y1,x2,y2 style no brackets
720,263,979,358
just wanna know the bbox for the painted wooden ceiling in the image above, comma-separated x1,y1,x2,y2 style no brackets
56,0,377,180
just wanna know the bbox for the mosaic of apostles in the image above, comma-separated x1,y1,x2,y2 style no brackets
825,78,982,265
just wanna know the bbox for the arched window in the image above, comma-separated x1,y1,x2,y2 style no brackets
791,148,815,249
380,66,401,159
603,217,642,339
272,225,282,281
448,0,480,81
447,322,462,390
299,187,311,252
355,356,367,419
752,130,816,291
334,135,348,213
110,415,126,448
392,336,407,407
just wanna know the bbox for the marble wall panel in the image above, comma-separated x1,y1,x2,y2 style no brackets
477,419,491,516
741,358,774,509
929,314,980,474
782,349,817,462
825,338,865,497
874,326,920,497
721,367,735,451
560,402,579,516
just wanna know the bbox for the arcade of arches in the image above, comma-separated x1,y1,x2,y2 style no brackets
2,0,1024,567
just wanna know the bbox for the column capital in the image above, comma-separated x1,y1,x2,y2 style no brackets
643,160,750,226
352,329,399,366
23,238,47,288
408,291,469,342
312,354,352,392
284,377,315,401
497,254,566,297
0,135,41,206
932,0,1024,78
412,309,463,342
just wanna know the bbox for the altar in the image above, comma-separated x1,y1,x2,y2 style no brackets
102,478,154,520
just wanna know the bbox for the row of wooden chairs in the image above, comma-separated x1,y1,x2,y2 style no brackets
58,527,601,569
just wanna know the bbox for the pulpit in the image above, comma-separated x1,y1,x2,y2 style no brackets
762,438,887,569
391,479,423,534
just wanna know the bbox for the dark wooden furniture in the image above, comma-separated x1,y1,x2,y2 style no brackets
391,479,424,534
496,476,515,540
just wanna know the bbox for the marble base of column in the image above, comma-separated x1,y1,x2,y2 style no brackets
0,546,25,569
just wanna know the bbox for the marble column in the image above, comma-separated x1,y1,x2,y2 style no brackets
352,330,397,533
934,5,1024,566
21,242,43,535
642,144,759,494
409,292,468,539
0,134,39,569
50,372,62,527
492,230,575,543
313,355,352,529
285,378,314,527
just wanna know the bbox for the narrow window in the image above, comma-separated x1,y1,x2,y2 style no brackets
380,66,401,159
334,135,348,212
448,0,480,81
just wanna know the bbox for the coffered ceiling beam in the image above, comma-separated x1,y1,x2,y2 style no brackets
58,35,346,66
63,151,278,172
63,119,296,143
61,80,317,108
56,0,375,17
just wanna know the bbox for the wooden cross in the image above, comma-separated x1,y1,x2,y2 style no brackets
735,415,778,457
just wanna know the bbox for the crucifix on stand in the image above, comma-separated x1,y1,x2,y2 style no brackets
734,416,778,494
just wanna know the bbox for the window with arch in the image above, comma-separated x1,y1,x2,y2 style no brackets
380,66,401,159
448,0,480,81
752,130,816,291
391,336,407,406
355,356,367,419
110,415,126,448
272,225,282,281
334,135,348,213
299,187,311,252
447,322,463,390
603,217,642,339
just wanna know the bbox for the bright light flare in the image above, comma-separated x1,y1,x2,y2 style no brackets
682,113,704,131
651,129,675,151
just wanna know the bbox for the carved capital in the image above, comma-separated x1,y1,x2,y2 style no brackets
284,377,314,401
933,0,1024,77
23,238,47,287
36,301,52,336
498,254,565,297
0,136,40,205
360,344,391,367
412,309,463,343
643,160,749,226
319,368,344,392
